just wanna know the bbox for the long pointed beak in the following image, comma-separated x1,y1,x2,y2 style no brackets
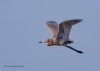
39,41,42,43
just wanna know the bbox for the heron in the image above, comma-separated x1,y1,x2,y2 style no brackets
39,19,83,54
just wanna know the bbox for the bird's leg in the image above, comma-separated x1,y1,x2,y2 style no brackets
65,45,83,54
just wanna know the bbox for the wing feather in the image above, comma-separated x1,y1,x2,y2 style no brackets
46,21,59,38
56,19,83,45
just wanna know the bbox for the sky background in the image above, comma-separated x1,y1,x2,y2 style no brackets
0,0,100,71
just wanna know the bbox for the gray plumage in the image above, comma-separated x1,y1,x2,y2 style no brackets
46,19,83,45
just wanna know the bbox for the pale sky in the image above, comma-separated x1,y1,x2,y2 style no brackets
0,0,100,71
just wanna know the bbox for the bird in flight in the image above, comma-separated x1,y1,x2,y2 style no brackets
39,19,83,54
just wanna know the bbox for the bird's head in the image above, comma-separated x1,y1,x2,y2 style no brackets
39,39,48,43
39,39,53,46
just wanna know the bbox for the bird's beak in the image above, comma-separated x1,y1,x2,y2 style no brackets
39,41,42,43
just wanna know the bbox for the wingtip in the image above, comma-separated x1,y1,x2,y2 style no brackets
75,19,83,22
79,19,83,21
75,19,83,21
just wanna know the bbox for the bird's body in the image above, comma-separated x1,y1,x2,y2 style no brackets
39,19,83,46
39,19,83,54
46,38,72,46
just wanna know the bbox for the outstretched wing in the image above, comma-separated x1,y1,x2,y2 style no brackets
57,19,83,44
46,21,59,38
